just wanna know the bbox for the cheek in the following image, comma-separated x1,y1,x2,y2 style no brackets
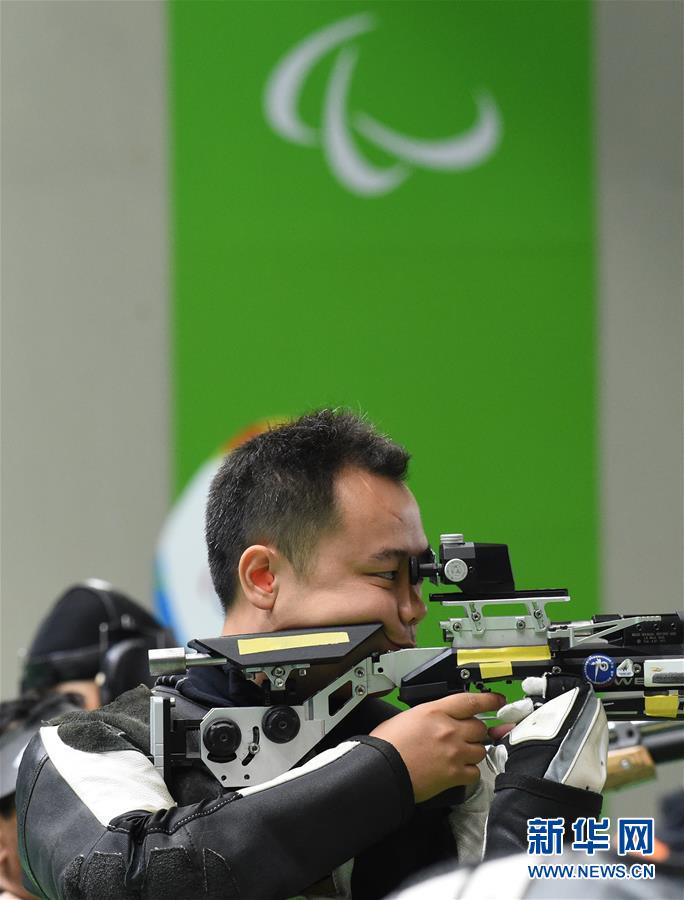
355,585,403,624
312,582,400,626
286,564,408,630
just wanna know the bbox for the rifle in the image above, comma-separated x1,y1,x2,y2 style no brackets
606,721,684,790
148,535,684,790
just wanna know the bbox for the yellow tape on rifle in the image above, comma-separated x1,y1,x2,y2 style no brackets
457,646,551,673
644,694,679,719
237,631,350,655
479,661,514,679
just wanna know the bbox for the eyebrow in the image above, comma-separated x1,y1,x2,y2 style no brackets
368,548,408,563
368,545,429,563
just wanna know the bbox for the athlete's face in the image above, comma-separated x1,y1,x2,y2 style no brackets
270,468,429,649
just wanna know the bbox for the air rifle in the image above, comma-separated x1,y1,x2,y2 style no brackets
606,721,684,790
148,535,684,790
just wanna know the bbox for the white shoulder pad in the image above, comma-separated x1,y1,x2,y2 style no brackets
40,726,176,826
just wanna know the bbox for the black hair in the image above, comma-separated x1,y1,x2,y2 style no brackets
0,792,14,819
206,409,410,611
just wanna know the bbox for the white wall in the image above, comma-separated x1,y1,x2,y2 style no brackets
0,0,169,696
597,0,684,817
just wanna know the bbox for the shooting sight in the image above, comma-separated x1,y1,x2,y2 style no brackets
148,535,684,790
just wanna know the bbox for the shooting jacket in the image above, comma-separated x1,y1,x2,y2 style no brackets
16,667,602,900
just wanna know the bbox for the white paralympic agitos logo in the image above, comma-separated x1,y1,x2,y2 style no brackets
263,12,502,197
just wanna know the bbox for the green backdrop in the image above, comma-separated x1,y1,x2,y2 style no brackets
169,0,596,642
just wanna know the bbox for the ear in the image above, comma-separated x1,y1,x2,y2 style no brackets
238,545,279,611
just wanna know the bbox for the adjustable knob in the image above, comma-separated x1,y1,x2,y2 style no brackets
262,706,300,744
203,719,241,762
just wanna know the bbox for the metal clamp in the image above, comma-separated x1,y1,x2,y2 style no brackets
440,594,570,647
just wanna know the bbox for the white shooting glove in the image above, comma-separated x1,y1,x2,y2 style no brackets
492,676,609,793
447,753,499,864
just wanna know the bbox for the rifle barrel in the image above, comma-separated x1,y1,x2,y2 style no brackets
642,725,684,764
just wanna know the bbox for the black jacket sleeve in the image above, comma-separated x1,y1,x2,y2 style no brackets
17,728,413,900
483,773,603,859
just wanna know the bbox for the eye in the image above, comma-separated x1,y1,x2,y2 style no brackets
372,571,399,582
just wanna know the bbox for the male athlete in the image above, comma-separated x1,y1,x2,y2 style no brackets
17,410,605,899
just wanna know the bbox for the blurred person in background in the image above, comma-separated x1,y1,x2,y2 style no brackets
0,692,79,900
20,580,175,709
0,582,173,898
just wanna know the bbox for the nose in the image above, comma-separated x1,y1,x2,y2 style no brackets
399,580,427,627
